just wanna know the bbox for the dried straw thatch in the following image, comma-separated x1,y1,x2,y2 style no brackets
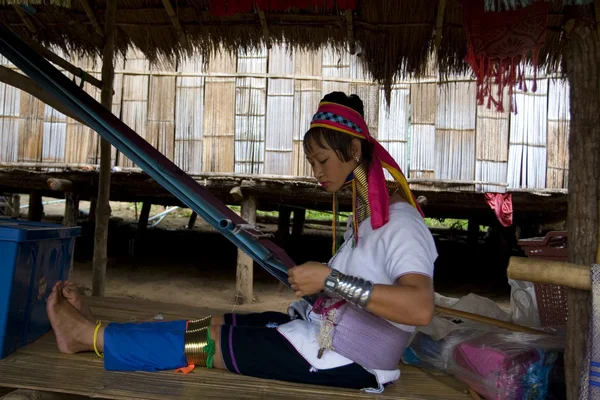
0,0,591,98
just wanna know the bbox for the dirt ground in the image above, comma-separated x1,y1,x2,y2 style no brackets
11,196,513,315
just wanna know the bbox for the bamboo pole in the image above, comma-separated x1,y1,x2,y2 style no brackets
435,306,549,335
435,0,447,51
345,10,355,55
161,0,189,48
92,0,117,297
77,0,104,37
507,256,591,291
257,8,271,50
12,5,36,33
21,37,104,90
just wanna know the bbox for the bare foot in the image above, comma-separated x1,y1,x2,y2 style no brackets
46,282,95,354
61,281,94,323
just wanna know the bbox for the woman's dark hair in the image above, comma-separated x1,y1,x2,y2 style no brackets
303,91,373,163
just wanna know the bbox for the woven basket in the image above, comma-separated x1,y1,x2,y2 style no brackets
517,231,568,327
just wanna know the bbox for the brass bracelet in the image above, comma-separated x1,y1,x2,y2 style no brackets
325,269,374,309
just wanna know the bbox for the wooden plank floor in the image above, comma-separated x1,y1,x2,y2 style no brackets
0,297,471,400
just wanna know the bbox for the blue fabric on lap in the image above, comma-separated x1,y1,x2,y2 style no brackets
104,320,187,372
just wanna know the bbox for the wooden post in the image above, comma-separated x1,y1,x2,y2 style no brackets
278,206,291,248
138,202,151,231
47,178,79,227
187,212,198,229
28,191,43,222
11,194,20,219
92,0,117,297
88,196,97,224
64,192,80,227
292,208,306,238
235,195,257,305
467,218,479,247
563,21,600,400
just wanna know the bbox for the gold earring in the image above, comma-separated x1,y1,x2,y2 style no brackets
355,156,360,163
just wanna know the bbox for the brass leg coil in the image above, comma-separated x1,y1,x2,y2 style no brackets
184,316,215,368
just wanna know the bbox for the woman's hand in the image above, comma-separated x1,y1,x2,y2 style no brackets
288,262,331,297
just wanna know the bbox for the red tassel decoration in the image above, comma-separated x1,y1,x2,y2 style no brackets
461,0,549,114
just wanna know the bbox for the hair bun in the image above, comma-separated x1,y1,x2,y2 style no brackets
322,91,365,117
349,94,365,117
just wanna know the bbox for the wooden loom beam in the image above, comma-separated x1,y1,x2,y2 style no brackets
0,66,89,126
507,256,592,291
18,35,105,91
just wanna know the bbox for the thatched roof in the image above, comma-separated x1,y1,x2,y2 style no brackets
0,1,592,93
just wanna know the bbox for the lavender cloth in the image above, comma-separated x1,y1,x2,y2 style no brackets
332,304,410,370
579,264,600,399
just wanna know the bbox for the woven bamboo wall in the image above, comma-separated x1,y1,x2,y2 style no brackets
0,45,572,193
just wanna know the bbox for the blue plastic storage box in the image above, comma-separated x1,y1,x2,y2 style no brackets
0,217,81,359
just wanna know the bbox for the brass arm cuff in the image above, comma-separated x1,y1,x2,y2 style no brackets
184,316,214,367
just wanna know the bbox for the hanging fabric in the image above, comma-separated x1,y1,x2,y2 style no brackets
484,193,513,227
461,0,550,113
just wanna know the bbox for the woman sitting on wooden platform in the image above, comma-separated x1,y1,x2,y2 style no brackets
46,92,437,393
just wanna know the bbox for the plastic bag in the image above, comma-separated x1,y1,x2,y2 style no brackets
420,293,512,341
403,329,565,400
509,279,541,328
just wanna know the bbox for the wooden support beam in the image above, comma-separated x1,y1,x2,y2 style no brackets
78,0,105,37
345,10,355,55
563,22,600,400
187,212,198,229
435,0,447,51
229,185,243,203
47,178,73,192
12,5,36,33
292,208,306,238
467,218,479,247
11,194,20,219
161,0,189,48
137,202,151,231
28,191,43,222
88,196,97,223
507,256,591,291
92,0,117,298
235,195,257,305
0,66,91,126
21,37,104,91
47,179,79,228
64,192,80,228
257,8,271,50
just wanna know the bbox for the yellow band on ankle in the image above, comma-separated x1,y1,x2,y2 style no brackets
93,320,103,358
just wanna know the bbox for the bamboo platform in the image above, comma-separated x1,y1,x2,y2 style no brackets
0,296,471,400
